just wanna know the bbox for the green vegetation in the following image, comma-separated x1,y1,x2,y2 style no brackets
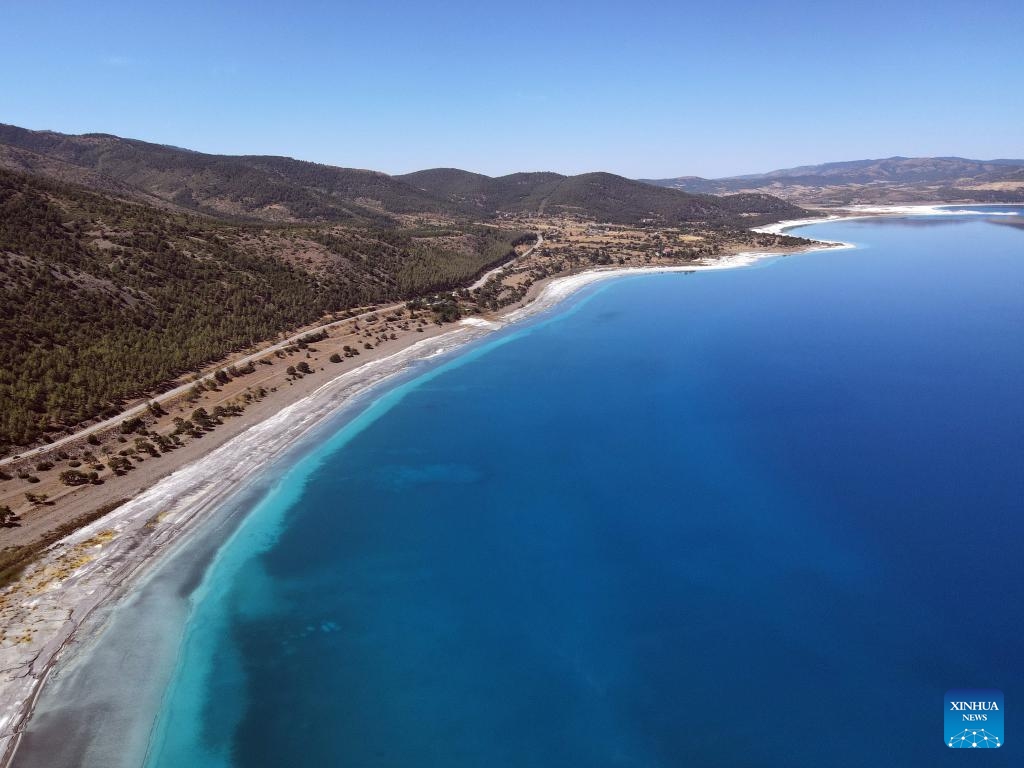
1,123,807,227
0,168,530,450
398,169,808,226
304,225,532,296
0,123,464,225
59,469,94,486
0,122,811,453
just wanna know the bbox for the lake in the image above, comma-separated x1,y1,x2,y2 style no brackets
16,207,1024,767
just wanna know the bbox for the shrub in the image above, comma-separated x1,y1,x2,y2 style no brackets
120,417,144,434
299,330,328,345
60,469,91,486
134,438,159,457
191,408,212,428
108,456,133,475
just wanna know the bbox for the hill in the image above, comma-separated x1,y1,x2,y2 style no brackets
0,123,467,225
397,168,565,213
642,157,1024,205
397,169,807,226
0,123,810,451
0,125,806,228
0,166,530,449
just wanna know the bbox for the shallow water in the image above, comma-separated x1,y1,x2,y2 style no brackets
18,208,1024,767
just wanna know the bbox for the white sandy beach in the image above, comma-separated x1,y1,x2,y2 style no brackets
754,203,1021,237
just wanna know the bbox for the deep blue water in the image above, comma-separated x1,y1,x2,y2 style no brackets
114,211,1024,765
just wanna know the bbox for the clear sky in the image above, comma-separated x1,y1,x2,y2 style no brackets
2,0,1022,178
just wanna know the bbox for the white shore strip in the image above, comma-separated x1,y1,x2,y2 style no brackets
0,219,854,765
754,203,1021,237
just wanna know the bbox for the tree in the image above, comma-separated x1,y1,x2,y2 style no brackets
60,469,91,486
120,417,144,434
108,456,133,475
134,437,160,457
296,361,313,375
191,408,212,429
0,167,540,452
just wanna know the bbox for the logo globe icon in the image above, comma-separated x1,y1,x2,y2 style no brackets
947,728,1001,748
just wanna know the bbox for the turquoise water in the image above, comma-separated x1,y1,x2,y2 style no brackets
20,208,1024,767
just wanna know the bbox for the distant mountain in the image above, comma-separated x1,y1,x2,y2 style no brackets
730,157,1024,183
0,124,806,228
642,157,1024,205
398,168,807,227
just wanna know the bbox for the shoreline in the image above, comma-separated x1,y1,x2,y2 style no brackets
0,206,949,766
754,202,1023,237
1,241,833,765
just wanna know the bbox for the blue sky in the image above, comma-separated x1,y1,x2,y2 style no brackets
2,1,1022,177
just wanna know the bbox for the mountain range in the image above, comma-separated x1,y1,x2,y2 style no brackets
642,157,1024,205
0,122,810,450
0,124,803,227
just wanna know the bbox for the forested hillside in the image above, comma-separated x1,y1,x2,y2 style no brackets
0,124,807,227
0,168,529,449
0,122,811,451
398,169,808,226
0,123,468,225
